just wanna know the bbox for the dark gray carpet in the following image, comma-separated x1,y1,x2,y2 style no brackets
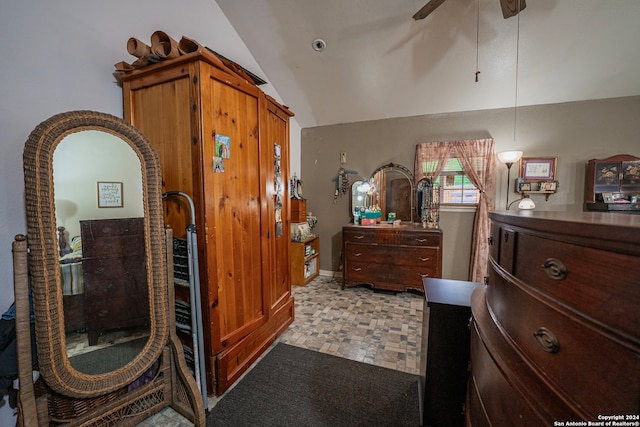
69,337,148,375
207,343,421,427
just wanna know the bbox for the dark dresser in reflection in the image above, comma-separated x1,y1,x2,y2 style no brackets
421,278,479,427
80,217,149,345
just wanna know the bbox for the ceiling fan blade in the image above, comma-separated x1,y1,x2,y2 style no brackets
500,0,526,19
413,0,448,20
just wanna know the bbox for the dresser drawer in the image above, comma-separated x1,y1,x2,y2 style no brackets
85,294,149,324
344,242,438,267
469,324,546,426
514,233,640,341
345,261,436,286
486,268,640,416
81,217,145,256
82,256,146,280
343,227,441,246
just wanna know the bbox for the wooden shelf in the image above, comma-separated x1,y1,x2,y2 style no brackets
515,179,558,201
518,190,556,201
291,235,319,286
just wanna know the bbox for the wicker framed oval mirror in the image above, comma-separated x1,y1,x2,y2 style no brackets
23,110,169,397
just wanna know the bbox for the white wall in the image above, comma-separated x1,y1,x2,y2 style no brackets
0,0,298,314
54,131,144,238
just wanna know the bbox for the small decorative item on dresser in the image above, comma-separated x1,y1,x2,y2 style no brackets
584,154,640,212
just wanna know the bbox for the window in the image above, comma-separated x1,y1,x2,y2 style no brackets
434,158,479,205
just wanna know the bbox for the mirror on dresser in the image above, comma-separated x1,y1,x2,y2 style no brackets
16,110,204,426
350,163,416,223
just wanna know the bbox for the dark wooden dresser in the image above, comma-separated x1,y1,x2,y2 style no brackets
80,217,149,345
468,211,640,425
342,223,442,293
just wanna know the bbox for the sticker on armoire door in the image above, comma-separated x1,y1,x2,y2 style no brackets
213,133,230,172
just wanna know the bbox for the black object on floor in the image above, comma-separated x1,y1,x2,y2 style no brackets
207,343,420,427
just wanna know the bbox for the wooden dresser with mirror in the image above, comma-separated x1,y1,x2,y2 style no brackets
343,163,442,293
15,110,205,426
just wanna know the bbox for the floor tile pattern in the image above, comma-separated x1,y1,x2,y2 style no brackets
279,275,424,375
139,274,425,425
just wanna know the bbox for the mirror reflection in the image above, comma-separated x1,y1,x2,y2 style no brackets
371,167,413,222
351,180,374,212
350,163,416,224
53,130,149,374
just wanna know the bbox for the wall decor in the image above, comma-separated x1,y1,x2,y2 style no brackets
274,143,283,237
213,133,230,172
97,181,123,207
520,157,557,181
215,134,230,158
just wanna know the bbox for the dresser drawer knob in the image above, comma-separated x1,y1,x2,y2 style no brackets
353,252,363,257
419,273,430,278
352,267,362,272
533,327,560,353
542,258,568,280
354,235,365,239
419,257,430,262
416,238,428,243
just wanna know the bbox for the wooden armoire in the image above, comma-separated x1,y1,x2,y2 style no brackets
118,50,294,395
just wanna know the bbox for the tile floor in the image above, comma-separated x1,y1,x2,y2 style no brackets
139,274,426,426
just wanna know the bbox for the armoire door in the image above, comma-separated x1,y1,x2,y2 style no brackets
264,96,294,313
198,63,268,353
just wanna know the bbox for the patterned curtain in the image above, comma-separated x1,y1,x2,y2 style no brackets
415,139,496,282
452,139,496,282
414,141,451,184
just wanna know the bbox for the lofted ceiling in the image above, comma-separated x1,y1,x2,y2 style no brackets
216,0,640,129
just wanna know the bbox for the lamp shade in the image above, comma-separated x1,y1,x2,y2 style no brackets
497,150,523,165
518,196,536,210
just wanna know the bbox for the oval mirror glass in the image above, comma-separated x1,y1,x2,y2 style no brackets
350,180,375,215
53,130,150,374
370,163,415,222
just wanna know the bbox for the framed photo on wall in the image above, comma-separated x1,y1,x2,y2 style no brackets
97,181,123,208
520,157,557,181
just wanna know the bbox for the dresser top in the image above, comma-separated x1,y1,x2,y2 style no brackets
490,210,640,255
423,278,481,308
343,222,442,233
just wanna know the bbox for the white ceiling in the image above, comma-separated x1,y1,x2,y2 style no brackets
216,0,640,129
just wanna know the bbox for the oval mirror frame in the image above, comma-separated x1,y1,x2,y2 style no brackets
23,110,169,397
